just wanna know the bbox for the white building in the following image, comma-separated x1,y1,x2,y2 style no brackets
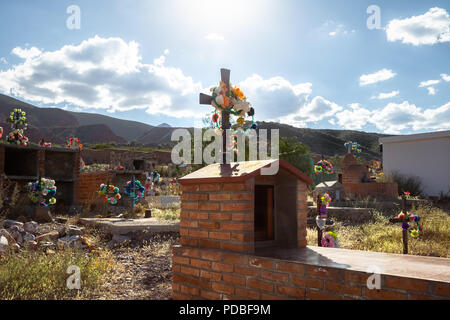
379,130,450,197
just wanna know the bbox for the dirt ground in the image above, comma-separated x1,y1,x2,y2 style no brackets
88,232,179,300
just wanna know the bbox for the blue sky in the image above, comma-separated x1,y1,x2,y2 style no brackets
0,0,449,134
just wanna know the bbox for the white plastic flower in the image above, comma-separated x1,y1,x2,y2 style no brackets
233,100,250,113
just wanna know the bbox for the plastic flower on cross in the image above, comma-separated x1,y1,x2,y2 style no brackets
320,193,332,207
208,81,256,133
27,178,57,207
321,231,339,248
125,180,145,201
6,108,29,146
98,183,121,205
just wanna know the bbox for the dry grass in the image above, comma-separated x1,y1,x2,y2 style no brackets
151,207,180,221
307,204,450,257
0,249,115,300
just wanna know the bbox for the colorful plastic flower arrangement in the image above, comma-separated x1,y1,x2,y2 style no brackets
316,193,332,230
79,157,86,171
6,108,29,146
39,138,52,148
319,193,332,219
169,178,182,195
98,183,121,205
395,210,423,238
27,178,57,207
67,137,83,151
124,179,145,202
314,159,334,175
209,81,257,135
321,231,339,248
344,141,362,153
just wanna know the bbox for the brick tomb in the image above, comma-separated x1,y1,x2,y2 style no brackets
172,159,450,300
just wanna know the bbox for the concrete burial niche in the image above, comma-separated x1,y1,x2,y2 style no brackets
178,159,313,254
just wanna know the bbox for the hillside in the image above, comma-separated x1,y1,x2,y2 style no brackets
0,93,387,159
0,94,125,144
71,111,154,141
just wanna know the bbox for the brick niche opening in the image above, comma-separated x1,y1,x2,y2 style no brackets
178,159,312,255
4,147,38,177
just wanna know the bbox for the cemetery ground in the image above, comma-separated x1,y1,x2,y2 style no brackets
0,200,448,300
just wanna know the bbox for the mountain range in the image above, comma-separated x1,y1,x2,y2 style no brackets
0,94,388,159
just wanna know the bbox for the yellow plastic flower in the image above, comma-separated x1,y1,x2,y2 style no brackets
49,197,56,205
410,229,419,238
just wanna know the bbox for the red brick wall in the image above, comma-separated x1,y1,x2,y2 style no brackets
297,181,308,247
0,146,4,175
75,171,113,204
180,182,255,253
172,246,450,300
343,182,398,199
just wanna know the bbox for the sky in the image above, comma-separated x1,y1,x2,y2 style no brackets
0,0,449,135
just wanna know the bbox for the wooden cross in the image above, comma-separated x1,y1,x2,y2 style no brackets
199,68,231,164
315,194,334,247
389,195,409,254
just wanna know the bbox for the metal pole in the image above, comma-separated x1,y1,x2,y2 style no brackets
401,195,408,254
317,194,322,247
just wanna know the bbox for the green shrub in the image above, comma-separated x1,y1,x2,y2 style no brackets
377,171,423,197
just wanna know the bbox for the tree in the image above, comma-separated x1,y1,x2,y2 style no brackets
279,137,313,177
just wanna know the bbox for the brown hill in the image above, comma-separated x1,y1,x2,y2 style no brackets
0,93,388,159
0,94,125,144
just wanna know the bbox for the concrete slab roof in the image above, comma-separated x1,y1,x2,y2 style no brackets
179,159,313,185
379,130,450,144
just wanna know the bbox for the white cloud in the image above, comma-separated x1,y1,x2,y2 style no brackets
441,73,450,82
386,7,450,45
334,101,450,134
427,87,437,95
0,36,317,123
320,21,355,37
11,46,42,59
205,33,225,41
0,57,7,64
0,36,203,118
419,79,441,87
335,103,372,130
239,74,312,121
282,96,342,127
360,69,396,86
371,90,399,100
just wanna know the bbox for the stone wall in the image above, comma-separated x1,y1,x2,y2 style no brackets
172,246,450,300
343,182,398,199
81,148,172,171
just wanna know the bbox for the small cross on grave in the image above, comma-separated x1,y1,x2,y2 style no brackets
389,195,409,254
199,68,231,165
315,194,334,247
346,143,352,154
127,175,139,212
